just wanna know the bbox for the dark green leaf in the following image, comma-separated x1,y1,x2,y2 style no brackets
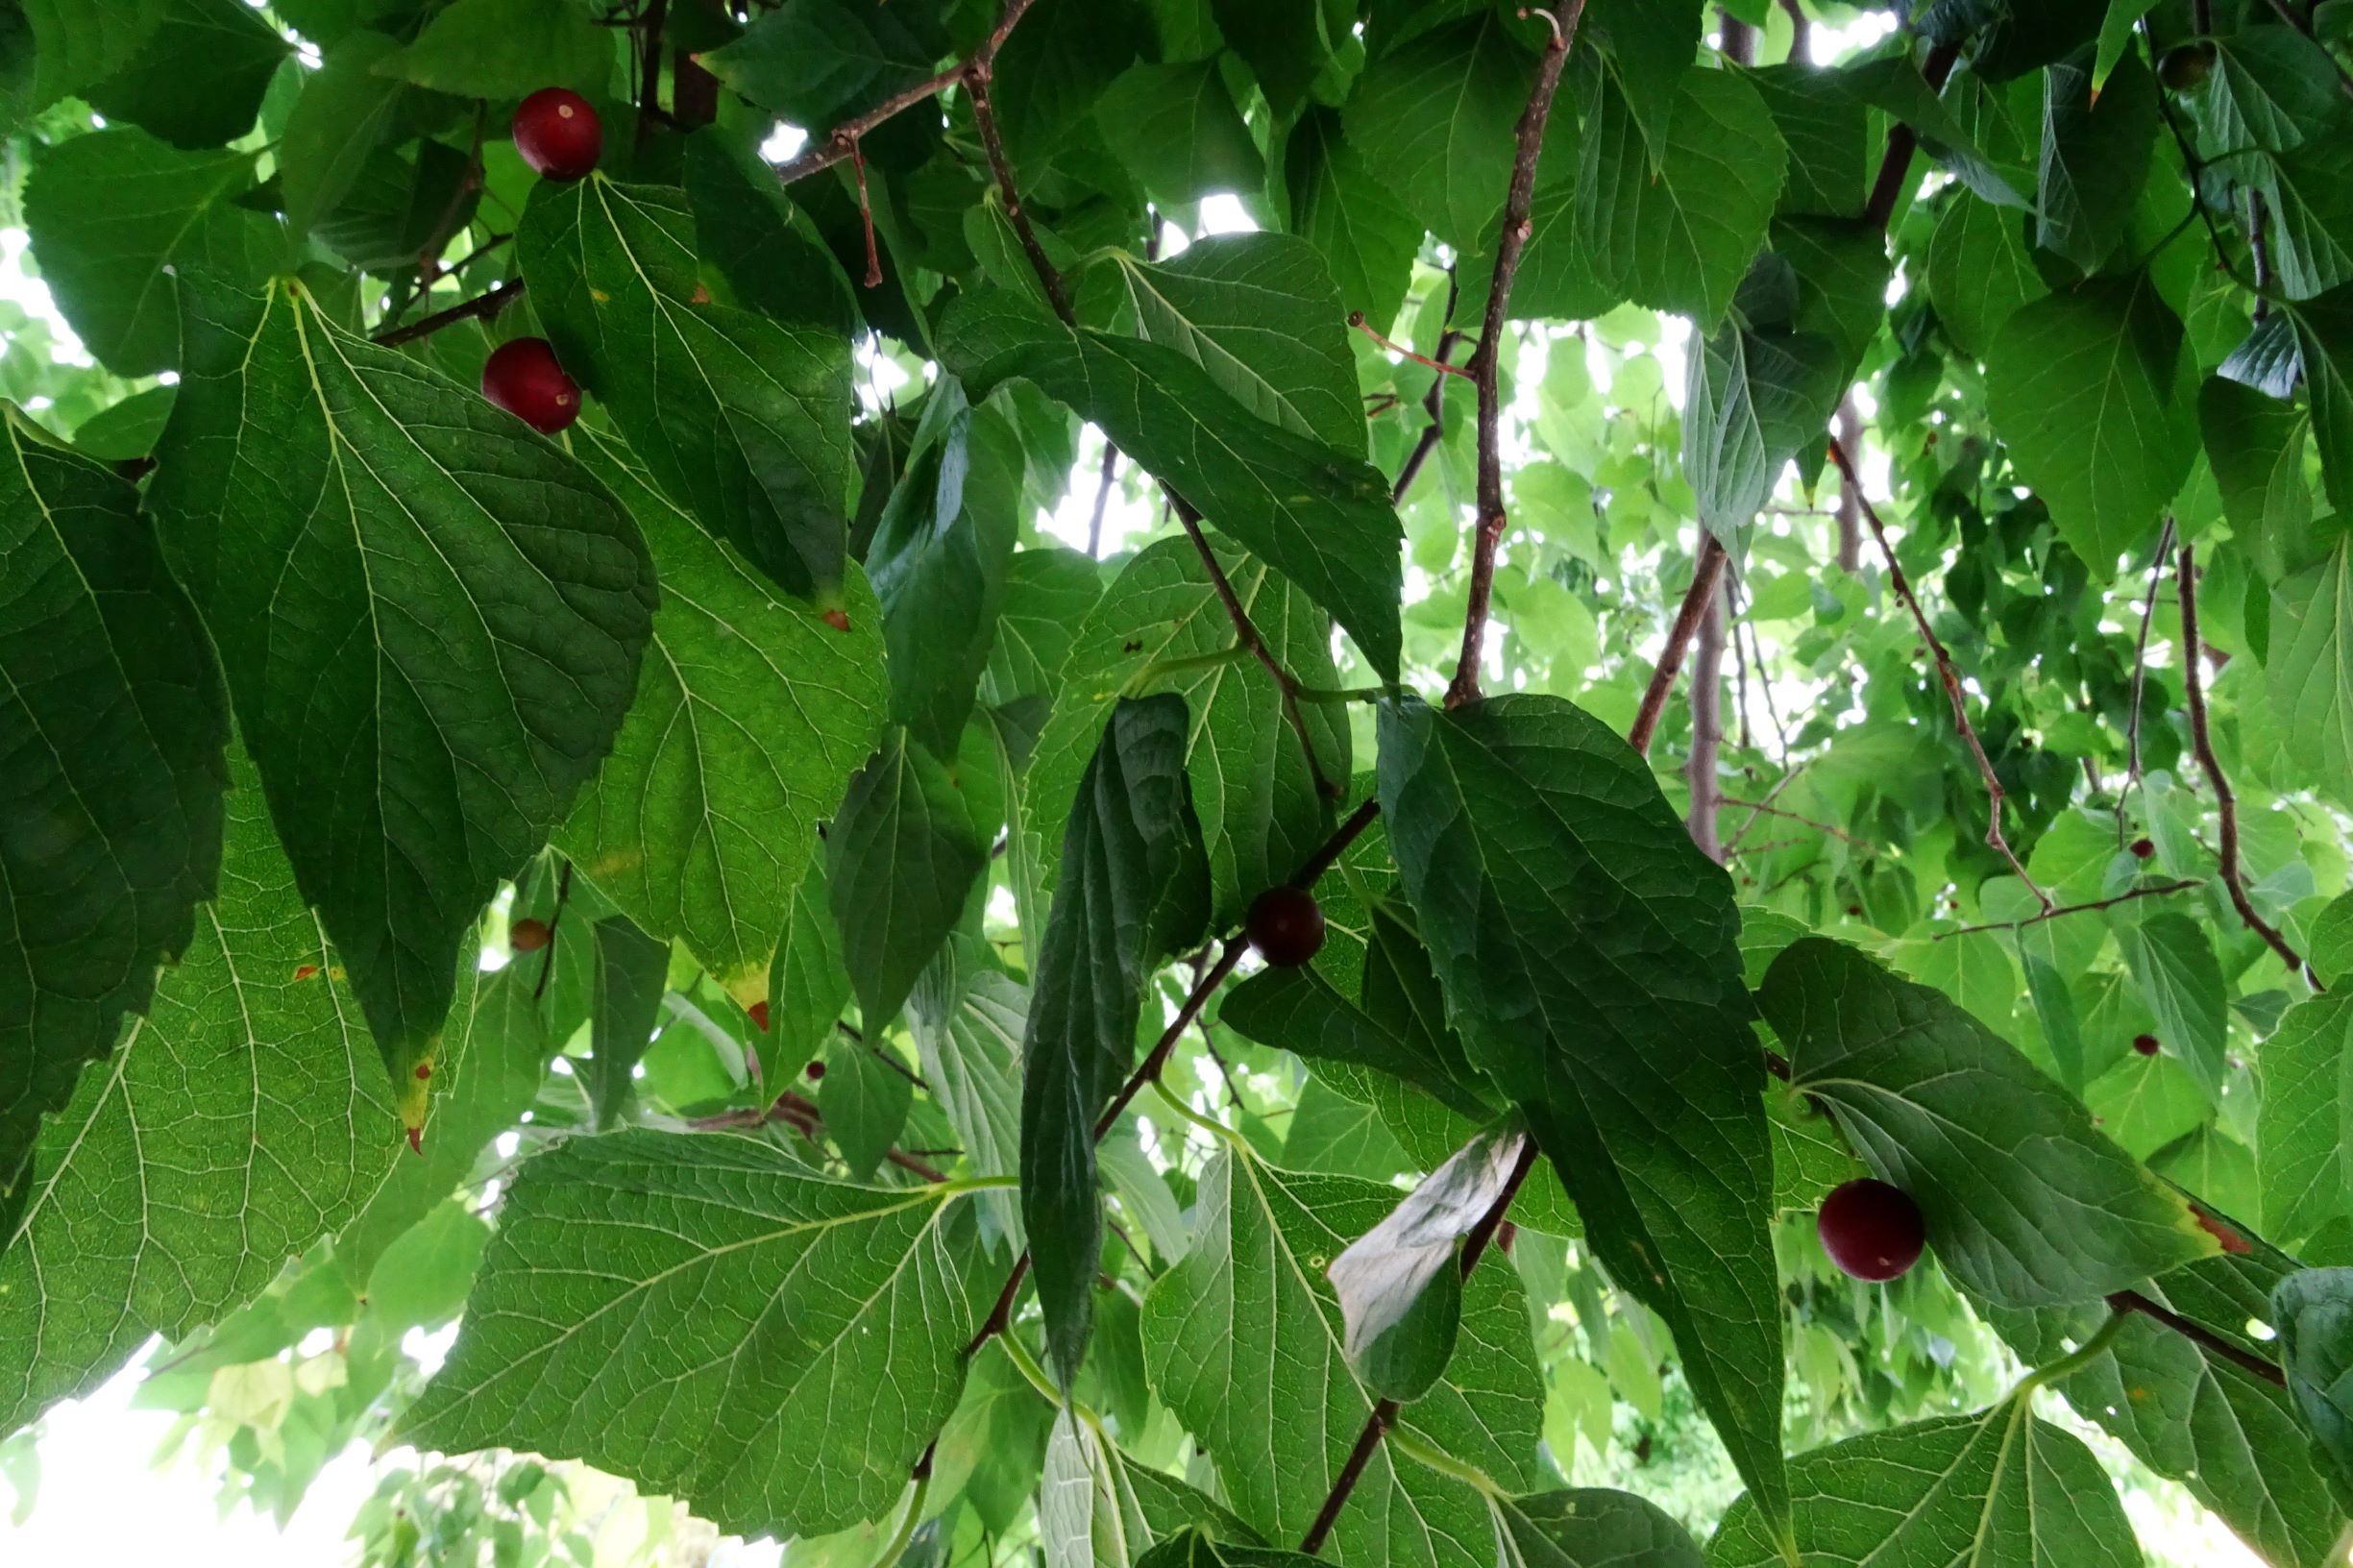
1759,937,2219,1305
1096,61,1262,207
587,916,669,1129
2258,991,2353,1243
1342,14,1535,248
84,0,287,149
1577,0,1704,162
1,404,227,1201
2038,48,2158,271
942,289,1403,678
1682,316,1844,546
819,1032,914,1180
1376,693,1786,1529
1023,694,1209,1387
2276,1267,2353,1505
376,0,607,99
825,728,989,1034
402,1130,1006,1540
700,0,944,126
1926,196,2046,358
982,547,1101,705
2266,537,2353,802
519,178,854,600
2115,912,2229,1100
1211,0,1352,116
769,858,854,1083
279,30,407,239
910,960,1025,1249
2286,285,2353,512
1747,63,1868,219
1490,1489,1704,1568
11,0,167,125
1285,108,1421,332
147,274,654,1120
2199,373,2314,555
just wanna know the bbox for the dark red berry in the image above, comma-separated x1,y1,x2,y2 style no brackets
481,337,581,434
2133,1033,2161,1057
1246,886,1325,968
805,1060,826,1081
513,87,602,181
2158,41,2217,92
510,917,551,952
1817,1177,1926,1283
748,1000,771,1033
2130,838,2155,859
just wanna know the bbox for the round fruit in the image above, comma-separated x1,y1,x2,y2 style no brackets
1817,1177,1926,1283
481,337,581,434
513,87,602,180
1247,885,1326,968
2158,41,2217,92
2133,1033,2161,1057
2130,837,2155,859
511,917,551,952
805,1060,826,1081
748,1000,771,1033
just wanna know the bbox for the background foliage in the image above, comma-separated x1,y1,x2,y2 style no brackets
7,0,2353,1564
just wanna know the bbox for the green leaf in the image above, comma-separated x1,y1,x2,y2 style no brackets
1925,196,2047,359
401,1130,1006,1541
2199,373,2314,552
587,915,669,1129
1986,271,2194,571
2273,1267,2353,1502
1023,535,1347,926
1,404,227,1200
699,0,945,127
84,0,289,150
1489,1489,1704,1568
1682,316,1844,545
2267,536,2353,802
819,1032,914,1180
1710,1402,2143,1568
1747,64,1869,220
146,274,655,1124
1284,108,1421,332
1342,13,1535,248
1129,1528,1310,1568
825,728,989,1035
1210,0,1351,117
1101,233,1367,455
519,177,854,601
1023,694,1208,1386
2037,47,2158,271
984,547,1102,706
2205,31,2344,155
561,422,887,1005
870,388,1023,753
22,129,279,377
1043,1431,1265,1568
1221,962,1489,1119
279,31,408,240
2229,133,2353,305
313,140,478,274
910,962,1026,1250
1570,64,1788,331
2285,285,2353,513
941,288,1404,679
12,0,166,124
0,756,396,1434
1376,693,1786,1529
768,857,853,1082
2115,912,2229,1099
984,0,1145,171
1577,0,1704,164
1096,61,1263,207
1759,937,2218,1305
376,0,608,99
1140,1147,1541,1568
2258,992,2353,1243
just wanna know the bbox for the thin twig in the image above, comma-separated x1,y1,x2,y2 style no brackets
635,0,668,149
1445,0,1590,710
2178,543,2317,985
1684,571,1728,860
1630,539,1729,758
1086,441,1119,557
1391,272,1462,504
1718,796,1870,848
1826,436,2052,911
1863,40,1961,230
1777,0,1810,61
1301,1138,1539,1555
2145,20,2249,286
1933,878,2201,940
2109,1289,2287,1386
772,0,1042,184
965,60,1071,323
849,135,883,288
372,279,527,348
1350,311,1473,379
2117,518,2177,846
532,861,573,1003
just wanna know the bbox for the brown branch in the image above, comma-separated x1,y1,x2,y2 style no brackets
372,279,527,348
1684,575,1728,860
1086,442,1119,557
1391,273,1463,504
1630,539,1729,758
1301,1137,1539,1555
1833,396,1864,573
1826,436,2052,911
2108,1289,2286,1387
1290,796,1383,889
531,860,573,1002
1444,0,1590,710
1717,796,1870,849
1933,878,2201,940
693,1089,950,1183
772,0,1042,185
2116,518,2176,846
2178,543,2317,985
849,135,883,288
966,58,1072,324
1863,40,1961,230
1350,311,1473,379
1777,0,1810,61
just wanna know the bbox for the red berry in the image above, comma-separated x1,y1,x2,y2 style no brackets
805,1060,826,1081
1246,886,1325,968
822,608,852,633
513,87,602,181
748,1000,771,1033
2133,1033,2161,1057
2130,838,2155,859
510,917,551,952
1817,1177,1926,1283
481,337,581,434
